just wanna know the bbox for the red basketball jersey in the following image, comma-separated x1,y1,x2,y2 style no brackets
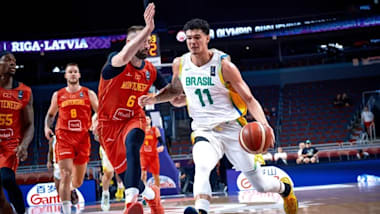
0,83,32,142
141,126,158,156
98,61,157,122
56,87,92,132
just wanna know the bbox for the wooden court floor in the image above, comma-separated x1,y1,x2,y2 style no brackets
26,183,380,214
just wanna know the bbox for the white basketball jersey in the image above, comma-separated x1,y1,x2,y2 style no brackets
179,49,247,130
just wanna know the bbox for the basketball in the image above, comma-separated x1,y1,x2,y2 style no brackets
239,122,273,154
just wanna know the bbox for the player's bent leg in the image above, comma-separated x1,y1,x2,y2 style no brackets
72,163,87,188
71,163,87,205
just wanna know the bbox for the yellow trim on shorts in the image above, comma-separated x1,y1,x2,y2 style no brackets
236,116,248,127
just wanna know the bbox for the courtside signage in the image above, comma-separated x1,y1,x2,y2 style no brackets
26,182,85,206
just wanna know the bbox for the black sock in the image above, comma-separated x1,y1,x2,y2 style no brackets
280,182,291,197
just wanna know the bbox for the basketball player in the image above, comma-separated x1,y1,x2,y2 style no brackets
0,52,34,214
97,3,165,214
44,63,98,214
140,115,165,188
139,18,298,214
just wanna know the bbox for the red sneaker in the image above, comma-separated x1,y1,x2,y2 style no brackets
123,202,144,214
144,185,164,214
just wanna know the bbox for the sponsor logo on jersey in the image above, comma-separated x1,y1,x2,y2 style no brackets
0,128,14,138
112,108,134,120
2,92,12,98
185,76,214,86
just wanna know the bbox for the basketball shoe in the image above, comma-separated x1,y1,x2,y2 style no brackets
123,193,143,214
70,189,79,205
280,177,298,214
115,186,125,201
144,185,164,214
101,191,110,211
184,206,207,214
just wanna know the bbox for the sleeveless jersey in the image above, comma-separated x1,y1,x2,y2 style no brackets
98,61,157,122
56,87,92,132
141,126,158,156
0,82,31,142
179,49,247,129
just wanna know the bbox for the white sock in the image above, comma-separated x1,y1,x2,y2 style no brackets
103,190,109,196
141,186,155,200
125,187,139,204
62,201,72,214
279,181,285,194
195,198,210,212
118,181,125,189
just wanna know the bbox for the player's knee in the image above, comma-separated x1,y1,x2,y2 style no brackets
72,178,83,188
192,141,214,162
60,168,72,181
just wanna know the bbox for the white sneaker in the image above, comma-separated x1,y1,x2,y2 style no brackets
101,192,110,211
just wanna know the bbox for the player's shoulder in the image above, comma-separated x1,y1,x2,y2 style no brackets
17,82,32,92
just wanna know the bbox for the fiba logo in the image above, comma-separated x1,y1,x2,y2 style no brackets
176,31,186,42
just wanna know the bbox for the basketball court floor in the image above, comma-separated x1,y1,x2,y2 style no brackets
26,182,380,214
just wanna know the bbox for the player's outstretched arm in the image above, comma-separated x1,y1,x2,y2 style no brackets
111,3,155,67
139,57,184,106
